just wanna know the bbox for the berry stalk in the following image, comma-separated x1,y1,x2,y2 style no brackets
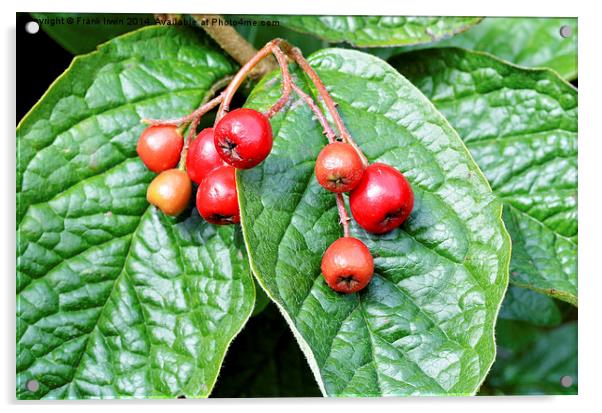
290,83,336,143
216,39,286,122
335,194,351,238
289,83,351,238
178,114,202,171
142,75,233,127
265,45,293,119
281,44,369,167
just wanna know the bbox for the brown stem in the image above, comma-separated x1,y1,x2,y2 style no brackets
178,114,201,171
142,75,233,126
215,39,283,122
144,94,223,127
192,14,276,79
159,76,233,170
291,82,350,237
265,46,292,118
336,194,351,237
290,83,336,143
282,44,369,167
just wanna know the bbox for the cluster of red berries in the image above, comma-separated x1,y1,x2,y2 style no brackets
316,142,414,293
137,108,273,224
136,39,414,295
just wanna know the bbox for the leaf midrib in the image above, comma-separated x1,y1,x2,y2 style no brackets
35,207,149,399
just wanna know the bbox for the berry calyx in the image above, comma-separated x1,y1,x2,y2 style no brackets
321,237,374,294
315,142,365,193
214,108,273,169
350,163,414,234
137,125,183,173
146,169,192,216
186,128,226,184
196,165,240,225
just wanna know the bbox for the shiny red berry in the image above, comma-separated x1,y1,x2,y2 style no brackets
321,237,374,294
186,128,226,184
214,108,273,169
349,163,414,234
146,169,192,216
196,165,240,225
137,125,183,173
315,142,365,193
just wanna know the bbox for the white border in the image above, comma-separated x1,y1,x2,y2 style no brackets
3,0,601,412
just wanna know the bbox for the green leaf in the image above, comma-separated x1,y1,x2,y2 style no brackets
30,13,154,55
433,17,578,80
17,26,255,399
264,16,482,47
392,48,577,306
212,304,321,397
485,321,577,395
238,48,511,396
231,15,328,56
251,278,271,316
498,286,562,327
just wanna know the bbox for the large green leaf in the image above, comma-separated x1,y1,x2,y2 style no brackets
263,16,482,47
17,26,255,399
392,48,577,306
238,48,511,396
434,17,578,80
498,286,561,327
30,13,154,55
484,321,577,395
212,304,321,397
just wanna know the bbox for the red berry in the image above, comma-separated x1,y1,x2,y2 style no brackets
214,108,273,169
315,142,365,193
146,169,191,216
137,125,183,173
196,165,240,225
349,163,414,234
186,128,226,184
321,237,374,294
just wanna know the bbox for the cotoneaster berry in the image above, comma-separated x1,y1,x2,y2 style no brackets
137,125,183,173
146,169,192,216
350,162,414,234
321,237,374,294
315,142,365,193
214,108,273,169
186,128,226,184
196,165,240,225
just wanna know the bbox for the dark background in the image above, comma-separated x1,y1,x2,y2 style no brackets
17,13,72,122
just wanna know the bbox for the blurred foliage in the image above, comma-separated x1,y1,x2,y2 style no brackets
212,304,321,397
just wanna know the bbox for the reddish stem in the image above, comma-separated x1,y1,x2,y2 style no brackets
177,114,202,171
335,194,351,237
290,83,336,143
265,46,293,118
289,82,349,237
215,39,284,122
282,45,369,167
143,75,233,127
143,93,224,127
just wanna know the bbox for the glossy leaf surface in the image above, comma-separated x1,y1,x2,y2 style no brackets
393,48,578,305
270,16,483,47
16,26,254,399
434,17,578,80
238,48,511,396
